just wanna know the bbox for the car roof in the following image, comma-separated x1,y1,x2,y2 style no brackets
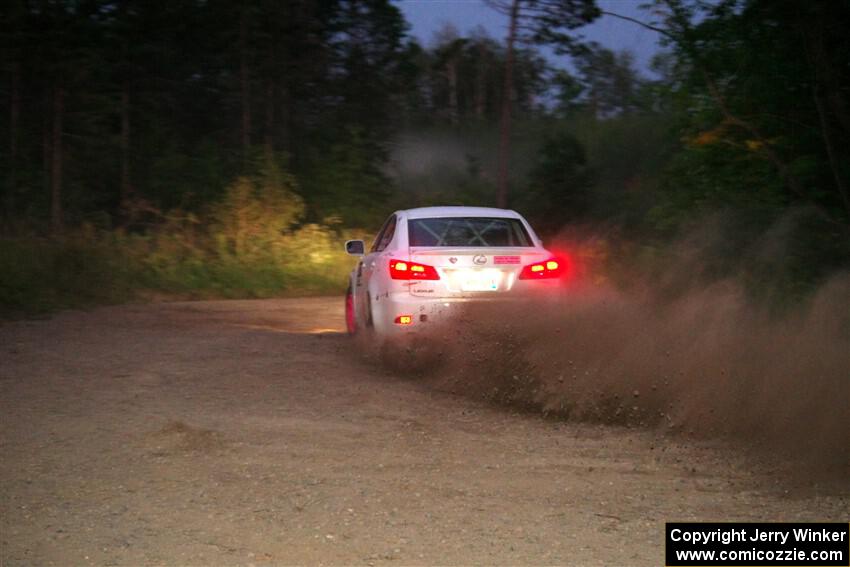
400,206,524,220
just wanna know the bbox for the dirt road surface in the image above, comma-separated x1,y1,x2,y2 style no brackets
1,298,847,566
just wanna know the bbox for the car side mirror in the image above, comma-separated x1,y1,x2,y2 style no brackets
345,240,365,256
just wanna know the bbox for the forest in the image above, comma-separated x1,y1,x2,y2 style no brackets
2,0,849,313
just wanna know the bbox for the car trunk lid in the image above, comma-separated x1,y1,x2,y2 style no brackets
407,247,546,298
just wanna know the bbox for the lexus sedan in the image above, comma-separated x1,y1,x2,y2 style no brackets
344,206,564,337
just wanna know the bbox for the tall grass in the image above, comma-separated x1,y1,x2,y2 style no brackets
0,233,136,315
0,172,362,316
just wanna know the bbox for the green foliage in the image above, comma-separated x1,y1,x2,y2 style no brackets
637,0,850,290
0,231,135,316
302,129,392,228
649,141,787,233
571,44,643,118
419,27,550,125
209,165,304,259
127,169,355,298
0,171,359,315
513,0,601,55
654,0,850,226
517,131,591,235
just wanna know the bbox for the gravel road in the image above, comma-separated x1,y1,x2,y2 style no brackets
1,298,847,566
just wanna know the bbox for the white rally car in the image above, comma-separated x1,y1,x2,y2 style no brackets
344,206,565,337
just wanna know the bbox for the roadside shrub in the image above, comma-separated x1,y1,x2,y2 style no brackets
0,231,135,315
1,170,362,315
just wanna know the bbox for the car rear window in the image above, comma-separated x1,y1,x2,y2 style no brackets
408,217,533,247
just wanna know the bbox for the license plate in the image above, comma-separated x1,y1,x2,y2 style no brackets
460,271,500,292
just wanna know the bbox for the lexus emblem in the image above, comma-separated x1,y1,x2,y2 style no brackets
473,255,487,265
449,257,458,264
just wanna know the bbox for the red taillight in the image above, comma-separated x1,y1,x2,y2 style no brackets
389,259,440,280
519,257,563,280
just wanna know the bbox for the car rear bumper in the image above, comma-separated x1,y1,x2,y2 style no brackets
372,282,560,336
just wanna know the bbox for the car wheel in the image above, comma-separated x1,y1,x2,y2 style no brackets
345,286,357,335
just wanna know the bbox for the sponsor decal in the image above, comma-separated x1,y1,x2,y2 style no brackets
473,255,487,265
494,255,521,265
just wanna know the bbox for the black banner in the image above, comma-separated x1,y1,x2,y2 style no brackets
666,522,849,566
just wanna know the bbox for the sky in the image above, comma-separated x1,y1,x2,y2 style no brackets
394,0,664,75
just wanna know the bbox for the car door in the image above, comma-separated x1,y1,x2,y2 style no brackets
356,213,397,321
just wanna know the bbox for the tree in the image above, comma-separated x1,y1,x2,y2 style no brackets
33,2,107,234
596,0,850,289
325,0,409,138
519,130,590,234
2,1,25,226
431,25,466,125
302,128,392,228
486,0,599,207
574,44,642,118
606,0,850,230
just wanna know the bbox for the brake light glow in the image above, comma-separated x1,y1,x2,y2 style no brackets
394,315,413,325
389,259,440,280
519,257,563,279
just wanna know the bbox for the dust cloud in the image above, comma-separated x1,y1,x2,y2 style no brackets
383,229,850,477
